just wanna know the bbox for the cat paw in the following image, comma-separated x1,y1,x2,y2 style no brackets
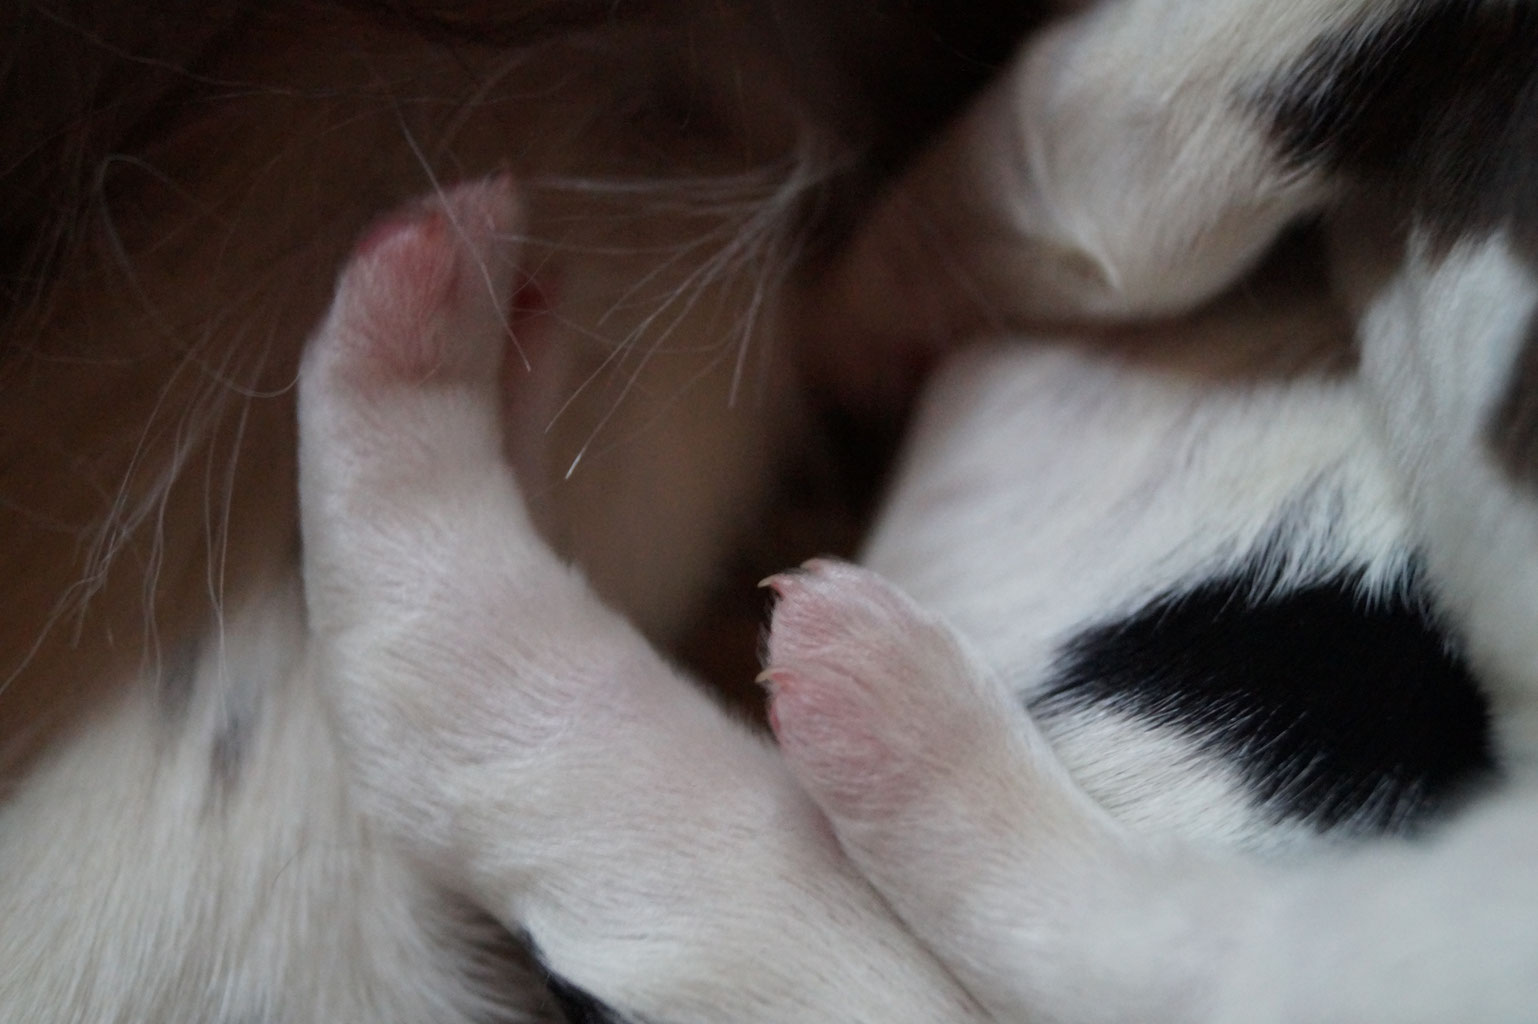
297,175,559,638
329,174,524,385
762,559,1017,823
298,174,548,503
765,560,1167,1022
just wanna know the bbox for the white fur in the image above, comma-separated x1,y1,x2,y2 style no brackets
11,0,1537,1018
818,0,1378,341
0,578,546,1023
769,242,1538,1018
295,180,986,1024
861,324,1415,849
769,554,1538,1023
1354,231,1538,760
767,4,1538,1020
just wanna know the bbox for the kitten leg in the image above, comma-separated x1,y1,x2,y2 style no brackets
766,559,1538,1024
297,178,986,1024
763,558,1239,1024
814,0,1379,350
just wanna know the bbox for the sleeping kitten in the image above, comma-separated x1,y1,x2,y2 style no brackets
16,0,1537,1018
766,0,1538,1020
296,0,1538,1020
0,4,1036,1019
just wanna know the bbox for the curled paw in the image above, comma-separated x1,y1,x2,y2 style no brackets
762,559,1009,821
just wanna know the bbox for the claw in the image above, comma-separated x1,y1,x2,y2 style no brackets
757,571,804,599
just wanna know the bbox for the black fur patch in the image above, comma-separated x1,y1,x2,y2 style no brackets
538,963,635,1024
1265,0,1538,484
1036,559,1494,833
1265,0,1538,256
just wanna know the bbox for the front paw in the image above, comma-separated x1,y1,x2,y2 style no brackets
762,559,1017,823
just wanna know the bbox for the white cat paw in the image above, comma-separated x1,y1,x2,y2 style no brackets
762,558,1016,823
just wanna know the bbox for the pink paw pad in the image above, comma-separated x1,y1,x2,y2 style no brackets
334,175,524,380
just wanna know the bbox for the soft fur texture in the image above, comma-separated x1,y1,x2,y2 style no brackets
298,177,985,1022
765,240,1538,1022
1,5,921,1018
767,0,1538,1020
8,0,1538,1020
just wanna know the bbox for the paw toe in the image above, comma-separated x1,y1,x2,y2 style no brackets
762,560,959,817
332,174,525,382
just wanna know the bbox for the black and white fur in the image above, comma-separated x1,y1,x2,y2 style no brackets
8,0,1538,1019
297,0,1538,1020
765,0,1538,1020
